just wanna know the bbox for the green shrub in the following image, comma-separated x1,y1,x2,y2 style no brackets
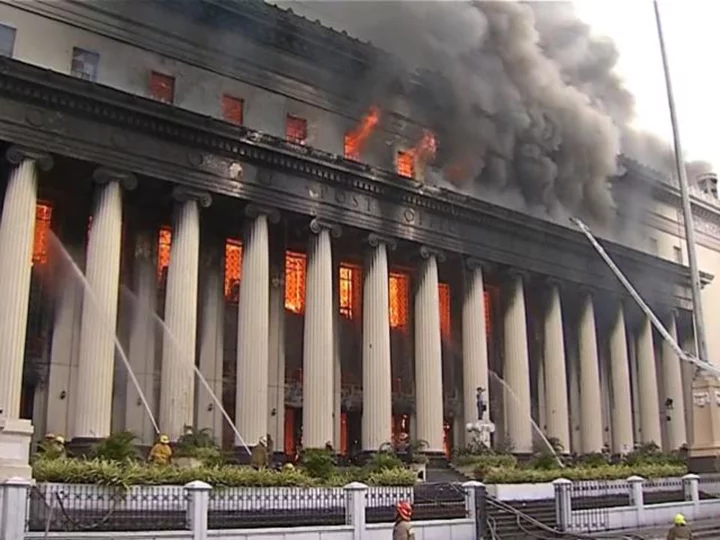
482,463,687,484
528,453,562,471
92,431,140,463
369,452,404,472
32,458,414,488
300,449,336,480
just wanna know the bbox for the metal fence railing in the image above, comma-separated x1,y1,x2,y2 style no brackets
26,482,466,532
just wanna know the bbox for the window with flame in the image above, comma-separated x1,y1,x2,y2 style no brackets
484,287,495,345
344,133,360,162
225,239,243,302
33,202,53,266
222,94,244,126
286,115,307,145
285,251,307,314
157,227,172,284
150,71,175,104
396,150,415,178
439,283,451,340
339,263,362,320
389,271,410,330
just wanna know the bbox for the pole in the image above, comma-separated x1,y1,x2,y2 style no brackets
654,0,710,364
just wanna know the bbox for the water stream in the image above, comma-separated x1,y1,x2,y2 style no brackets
489,370,564,467
119,285,251,456
49,233,160,435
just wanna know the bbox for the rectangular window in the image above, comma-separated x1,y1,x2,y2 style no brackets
389,271,410,330
33,202,53,266
286,115,307,145
70,47,100,81
285,251,307,314
0,23,16,57
649,237,659,256
397,150,415,178
157,227,172,284
150,71,175,104
339,263,362,320
344,132,360,161
222,94,244,125
673,246,683,264
225,239,243,302
438,283,451,340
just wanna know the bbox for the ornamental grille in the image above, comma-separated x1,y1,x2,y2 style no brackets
285,251,306,314
438,282,451,340
224,239,243,302
389,272,409,330
157,227,171,284
339,263,362,320
33,202,52,266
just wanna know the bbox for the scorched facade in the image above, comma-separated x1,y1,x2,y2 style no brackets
0,0,717,460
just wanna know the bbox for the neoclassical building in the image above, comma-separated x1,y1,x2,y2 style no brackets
0,0,718,460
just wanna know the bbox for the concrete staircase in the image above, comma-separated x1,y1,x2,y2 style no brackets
486,498,557,540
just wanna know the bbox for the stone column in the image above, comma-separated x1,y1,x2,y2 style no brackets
361,234,396,451
302,218,341,448
577,291,604,453
609,303,634,454
159,188,211,440
73,168,136,440
267,240,286,457
332,255,342,451
414,246,446,453
125,226,159,444
637,314,662,445
503,270,533,454
235,205,278,448
0,146,52,420
662,310,687,450
196,234,225,440
543,280,570,452
461,259,490,434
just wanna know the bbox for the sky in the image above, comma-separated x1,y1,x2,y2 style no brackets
574,0,720,171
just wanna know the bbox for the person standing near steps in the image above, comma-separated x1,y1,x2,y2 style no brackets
393,501,414,540
667,513,693,540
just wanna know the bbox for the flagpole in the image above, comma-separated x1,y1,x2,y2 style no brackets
653,0,709,364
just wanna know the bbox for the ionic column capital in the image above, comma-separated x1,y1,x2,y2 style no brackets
92,167,138,191
419,245,446,263
245,203,281,224
6,145,53,171
366,233,397,251
542,276,564,291
505,267,530,283
465,257,492,272
309,218,342,238
172,186,212,208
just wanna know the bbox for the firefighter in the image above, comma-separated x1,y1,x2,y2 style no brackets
393,501,414,540
148,434,173,465
667,513,693,540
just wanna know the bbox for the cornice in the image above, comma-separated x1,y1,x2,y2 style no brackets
0,57,710,310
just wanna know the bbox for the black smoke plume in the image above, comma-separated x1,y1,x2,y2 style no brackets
275,0,704,224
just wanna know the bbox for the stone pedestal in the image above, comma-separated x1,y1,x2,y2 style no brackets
0,417,34,481
688,375,720,472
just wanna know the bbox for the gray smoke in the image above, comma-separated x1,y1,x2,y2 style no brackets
276,0,704,223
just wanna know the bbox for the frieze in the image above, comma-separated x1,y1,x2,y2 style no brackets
0,58,708,311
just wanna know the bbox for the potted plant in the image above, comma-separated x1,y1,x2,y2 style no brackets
406,439,429,482
174,426,222,469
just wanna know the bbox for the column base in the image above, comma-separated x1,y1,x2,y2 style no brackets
0,417,34,481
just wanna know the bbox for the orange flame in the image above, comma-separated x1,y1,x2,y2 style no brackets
345,106,381,161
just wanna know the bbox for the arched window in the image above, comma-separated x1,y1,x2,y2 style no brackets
389,272,410,330
285,251,306,314
224,239,243,302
